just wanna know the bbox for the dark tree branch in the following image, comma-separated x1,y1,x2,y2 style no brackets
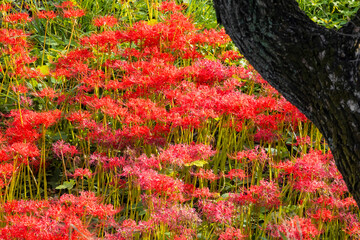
213,0,360,207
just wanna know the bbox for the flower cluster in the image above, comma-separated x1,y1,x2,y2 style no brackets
0,0,357,239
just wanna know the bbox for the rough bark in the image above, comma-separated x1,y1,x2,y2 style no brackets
212,0,360,206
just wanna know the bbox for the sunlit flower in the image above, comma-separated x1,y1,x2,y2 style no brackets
93,15,118,27
37,10,57,19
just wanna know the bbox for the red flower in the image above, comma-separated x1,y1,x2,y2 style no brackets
138,169,184,198
9,142,40,163
56,1,76,9
192,187,219,199
34,87,58,100
219,50,243,62
198,200,234,224
73,168,93,179
52,140,79,157
267,216,320,240
37,10,57,19
158,143,216,167
219,227,247,240
191,168,219,182
0,3,11,12
158,1,183,13
63,9,85,18
4,13,32,23
93,15,118,27
226,169,247,180
309,208,336,222
248,180,281,209
33,110,62,128
12,84,28,94
67,110,92,123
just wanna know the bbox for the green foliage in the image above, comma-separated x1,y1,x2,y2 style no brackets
297,0,360,28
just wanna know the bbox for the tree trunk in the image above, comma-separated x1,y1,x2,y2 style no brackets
212,0,360,206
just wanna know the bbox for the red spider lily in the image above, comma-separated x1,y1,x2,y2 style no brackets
219,50,243,62
63,9,85,19
80,30,117,49
93,15,118,27
9,142,40,161
226,169,247,180
230,181,280,208
277,97,309,127
248,180,281,209
20,96,33,106
0,149,10,162
0,192,118,239
52,63,88,78
253,128,278,143
56,1,76,9
79,69,105,89
14,54,37,66
135,154,161,170
59,191,120,219
158,143,216,167
8,109,53,129
11,84,28,94
173,236,187,240
267,216,320,240
85,95,128,119
67,111,92,123
192,187,219,199
312,195,357,209
294,136,312,146
140,202,200,238
329,179,348,196
137,169,184,200
116,219,140,239
0,163,14,181
191,168,219,182
309,208,337,222
292,179,329,193
33,109,62,128
89,153,126,170
119,47,142,60
158,1,183,13
37,10,57,20
127,98,167,122
228,191,255,206
0,3,11,12
344,213,360,238
52,140,79,158
72,168,93,179
13,66,44,79
188,59,234,86
219,227,247,240
277,150,333,182
56,49,94,65
232,146,269,164
5,124,40,144
254,113,285,131
115,219,155,239
198,199,235,224
1,2,356,238
0,214,89,240
3,199,50,214
3,13,32,24
191,28,231,47
34,87,59,100
0,29,29,51
216,92,258,119
52,48,94,77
